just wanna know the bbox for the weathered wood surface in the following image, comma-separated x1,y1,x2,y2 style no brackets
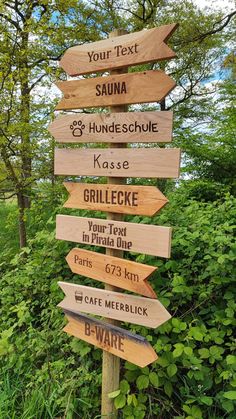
63,183,168,216
48,111,173,143
66,248,157,298
54,148,181,179
62,309,158,367
60,24,178,76
56,215,172,258
55,70,176,110
58,282,171,328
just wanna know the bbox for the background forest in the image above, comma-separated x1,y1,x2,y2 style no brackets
0,0,235,418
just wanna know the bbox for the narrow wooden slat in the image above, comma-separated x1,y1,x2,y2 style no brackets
58,282,171,328
60,24,178,76
54,148,181,179
56,215,172,258
62,309,158,368
63,183,168,216
48,111,173,143
55,70,176,110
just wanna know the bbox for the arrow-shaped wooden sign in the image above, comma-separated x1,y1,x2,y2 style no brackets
62,309,158,367
58,282,171,328
66,248,157,298
55,70,176,110
63,183,168,216
60,24,178,76
54,148,181,179
48,111,173,143
56,215,172,258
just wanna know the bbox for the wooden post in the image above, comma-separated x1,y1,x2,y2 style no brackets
101,29,128,419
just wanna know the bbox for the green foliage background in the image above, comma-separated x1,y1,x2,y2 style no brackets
0,190,235,418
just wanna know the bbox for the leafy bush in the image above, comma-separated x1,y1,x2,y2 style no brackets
0,194,235,418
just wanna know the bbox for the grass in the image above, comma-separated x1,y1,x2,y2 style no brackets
0,368,96,419
0,201,19,268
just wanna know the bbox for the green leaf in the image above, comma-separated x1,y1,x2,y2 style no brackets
131,394,138,407
222,400,234,413
164,382,173,397
173,343,184,357
167,364,177,377
136,375,149,390
149,372,159,388
226,355,236,365
190,327,204,341
120,379,130,394
108,390,120,399
223,391,236,400
184,347,193,356
200,396,213,406
114,394,126,409
127,394,133,406
191,405,202,418
198,348,209,359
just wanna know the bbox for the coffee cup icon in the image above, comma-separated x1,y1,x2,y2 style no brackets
75,291,83,303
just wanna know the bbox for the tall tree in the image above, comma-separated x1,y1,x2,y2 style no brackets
0,0,112,247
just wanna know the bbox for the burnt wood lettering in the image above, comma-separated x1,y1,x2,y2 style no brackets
55,71,176,110
48,111,173,143
56,215,172,258
63,183,168,216
66,248,157,298
54,148,181,179
59,24,178,76
58,282,171,328
62,309,158,367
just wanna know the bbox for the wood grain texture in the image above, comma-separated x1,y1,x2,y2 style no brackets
63,183,168,216
54,148,181,179
101,30,127,419
55,70,176,110
56,215,172,258
60,24,178,76
62,309,158,367
48,111,173,143
58,282,171,328
66,248,157,298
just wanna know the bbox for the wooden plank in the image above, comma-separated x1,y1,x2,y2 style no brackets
48,111,173,143
56,215,172,258
101,29,127,419
66,248,157,298
58,282,171,328
62,309,158,367
55,70,176,110
60,24,178,76
63,183,168,216
54,148,181,179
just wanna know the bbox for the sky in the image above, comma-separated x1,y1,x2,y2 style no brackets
194,0,235,11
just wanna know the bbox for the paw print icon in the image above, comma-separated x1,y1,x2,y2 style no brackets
70,120,85,137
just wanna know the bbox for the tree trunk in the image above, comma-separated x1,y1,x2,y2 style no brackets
17,192,27,248
20,24,31,209
157,98,168,191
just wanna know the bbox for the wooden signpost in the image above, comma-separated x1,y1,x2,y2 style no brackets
58,282,171,328
48,111,173,143
50,24,179,418
66,248,157,298
54,148,181,178
55,70,176,110
60,23,178,75
62,309,158,368
56,215,172,257
63,183,168,216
